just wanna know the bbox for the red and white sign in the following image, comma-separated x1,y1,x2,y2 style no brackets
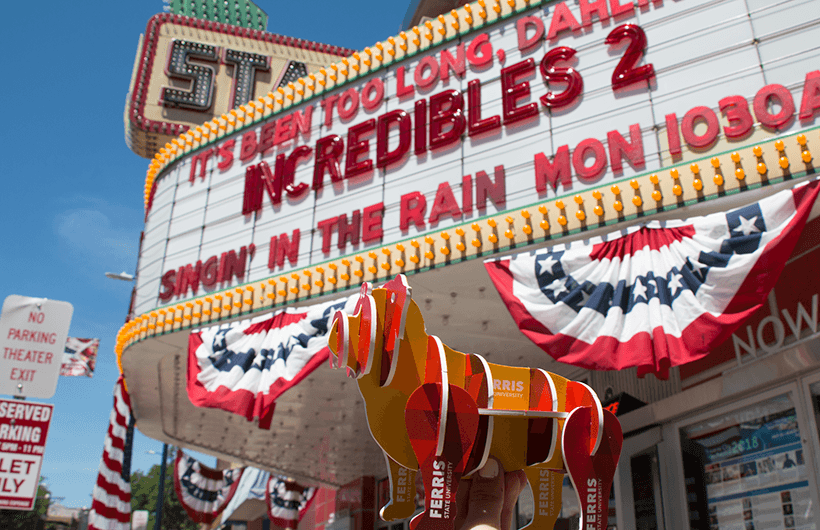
0,296,73,399
0,399,53,511
134,0,820,314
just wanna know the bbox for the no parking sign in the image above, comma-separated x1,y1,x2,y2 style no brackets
0,296,73,399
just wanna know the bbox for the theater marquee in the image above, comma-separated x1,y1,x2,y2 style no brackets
122,0,820,346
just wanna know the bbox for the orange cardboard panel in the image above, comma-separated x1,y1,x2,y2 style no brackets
326,275,623,530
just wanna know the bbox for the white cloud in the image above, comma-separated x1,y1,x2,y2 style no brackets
54,203,141,276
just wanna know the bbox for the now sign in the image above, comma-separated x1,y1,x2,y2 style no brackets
0,296,73,399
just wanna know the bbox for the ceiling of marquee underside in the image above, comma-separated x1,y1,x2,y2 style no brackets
121,256,585,487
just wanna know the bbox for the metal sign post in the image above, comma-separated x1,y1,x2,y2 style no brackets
0,295,73,399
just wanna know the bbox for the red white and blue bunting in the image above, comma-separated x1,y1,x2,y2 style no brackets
266,476,317,529
88,376,133,530
173,452,244,525
188,295,357,428
485,179,820,379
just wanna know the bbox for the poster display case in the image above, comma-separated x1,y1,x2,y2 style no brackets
679,391,815,530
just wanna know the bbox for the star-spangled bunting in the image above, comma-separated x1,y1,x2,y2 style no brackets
266,476,317,529
88,376,133,530
188,295,357,428
485,179,820,379
173,452,244,525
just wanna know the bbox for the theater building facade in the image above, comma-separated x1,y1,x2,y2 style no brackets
118,0,820,529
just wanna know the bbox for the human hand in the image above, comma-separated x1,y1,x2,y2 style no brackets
454,458,527,530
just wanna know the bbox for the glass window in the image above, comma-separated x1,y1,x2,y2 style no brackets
680,394,814,530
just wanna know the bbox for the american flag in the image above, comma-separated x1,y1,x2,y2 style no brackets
60,337,99,377
486,179,820,379
187,295,356,428
88,376,133,530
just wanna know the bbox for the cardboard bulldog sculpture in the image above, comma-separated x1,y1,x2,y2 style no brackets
327,275,623,530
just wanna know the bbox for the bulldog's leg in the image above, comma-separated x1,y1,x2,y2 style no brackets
405,382,479,530
562,407,623,530
522,467,563,530
379,453,419,521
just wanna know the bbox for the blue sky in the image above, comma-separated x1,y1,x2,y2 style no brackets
0,0,410,508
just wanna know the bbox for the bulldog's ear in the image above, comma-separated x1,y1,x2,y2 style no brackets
328,310,349,369
328,312,340,352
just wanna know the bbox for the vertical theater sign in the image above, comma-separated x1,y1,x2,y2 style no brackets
125,11,353,158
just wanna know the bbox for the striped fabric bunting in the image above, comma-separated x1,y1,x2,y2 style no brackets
88,376,133,530
266,476,317,529
485,179,820,379
188,295,357,428
173,452,244,525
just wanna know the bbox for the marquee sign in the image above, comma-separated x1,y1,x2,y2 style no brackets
125,13,353,158
120,0,820,353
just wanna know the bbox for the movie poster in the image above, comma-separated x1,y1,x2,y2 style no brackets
683,395,815,530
